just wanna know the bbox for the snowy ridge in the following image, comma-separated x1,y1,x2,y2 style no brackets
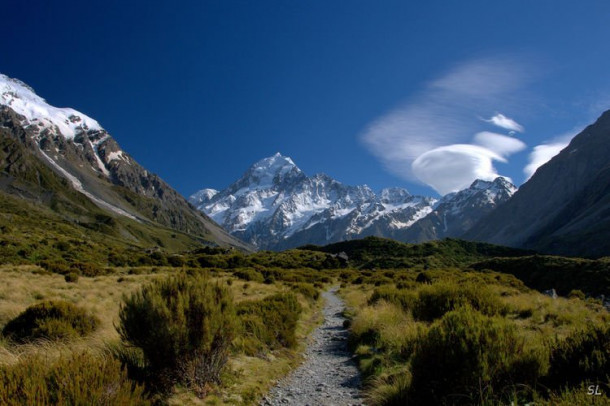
0,74,102,139
190,154,438,249
0,73,141,219
0,73,131,179
191,155,518,250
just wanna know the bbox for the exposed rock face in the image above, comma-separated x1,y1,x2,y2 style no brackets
465,110,610,257
191,154,516,250
0,73,248,250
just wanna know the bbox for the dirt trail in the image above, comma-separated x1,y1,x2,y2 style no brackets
261,287,364,406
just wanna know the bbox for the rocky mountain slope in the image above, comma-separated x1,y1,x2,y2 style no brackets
0,73,248,251
191,154,515,250
465,110,610,258
395,177,517,243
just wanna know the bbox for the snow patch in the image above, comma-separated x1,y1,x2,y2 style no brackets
1,74,102,139
107,150,127,162
39,150,137,220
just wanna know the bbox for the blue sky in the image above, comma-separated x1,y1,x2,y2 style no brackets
2,1,610,196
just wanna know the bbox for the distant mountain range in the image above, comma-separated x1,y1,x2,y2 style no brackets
4,72,609,259
0,73,249,252
190,153,516,250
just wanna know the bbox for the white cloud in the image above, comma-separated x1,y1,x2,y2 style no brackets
361,56,532,194
412,144,506,195
473,131,527,157
523,143,567,179
483,113,524,132
523,130,578,179
431,57,530,99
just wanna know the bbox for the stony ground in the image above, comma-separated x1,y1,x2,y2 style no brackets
261,287,364,406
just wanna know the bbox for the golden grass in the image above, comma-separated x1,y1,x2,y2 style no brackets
351,301,424,354
339,283,373,314
0,265,329,403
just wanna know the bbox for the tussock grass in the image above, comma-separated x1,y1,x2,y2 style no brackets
341,265,610,405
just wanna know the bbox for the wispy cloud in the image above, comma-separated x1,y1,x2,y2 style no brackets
473,131,527,157
361,56,532,195
483,114,524,132
523,129,579,179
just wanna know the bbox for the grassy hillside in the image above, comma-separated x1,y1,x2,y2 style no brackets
472,255,610,297
0,190,215,266
0,233,607,404
302,236,533,269
0,130,249,256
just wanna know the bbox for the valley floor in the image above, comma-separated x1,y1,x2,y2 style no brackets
262,287,363,406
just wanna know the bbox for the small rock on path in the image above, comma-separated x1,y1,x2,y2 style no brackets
261,287,364,406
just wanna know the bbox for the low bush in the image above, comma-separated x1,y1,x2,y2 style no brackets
117,273,238,395
408,307,548,405
2,300,99,343
290,283,319,301
545,323,610,390
233,268,264,283
349,302,422,360
412,282,507,322
64,272,79,283
0,352,149,405
69,261,104,277
38,260,70,274
368,287,416,311
236,293,302,350
568,289,586,300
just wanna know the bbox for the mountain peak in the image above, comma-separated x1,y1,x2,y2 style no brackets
467,177,515,193
0,73,102,139
239,153,303,189
380,187,412,204
253,152,297,170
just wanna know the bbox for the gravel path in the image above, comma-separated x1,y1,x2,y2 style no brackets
261,287,364,406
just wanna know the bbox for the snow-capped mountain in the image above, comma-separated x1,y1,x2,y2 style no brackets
0,73,247,249
190,154,517,250
396,177,517,243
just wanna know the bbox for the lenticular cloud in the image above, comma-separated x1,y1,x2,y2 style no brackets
412,144,506,195
361,57,532,194
484,113,524,132
473,131,526,157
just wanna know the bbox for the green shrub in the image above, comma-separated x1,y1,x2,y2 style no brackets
236,293,302,350
117,273,238,394
167,255,185,267
408,307,548,405
568,289,586,300
412,282,507,322
415,271,432,284
545,323,610,390
233,268,264,283
290,283,319,301
369,287,416,311
2,301,99,343
64,272,79,283
38,260,70,274
0,352,149,405
69,261,104,277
